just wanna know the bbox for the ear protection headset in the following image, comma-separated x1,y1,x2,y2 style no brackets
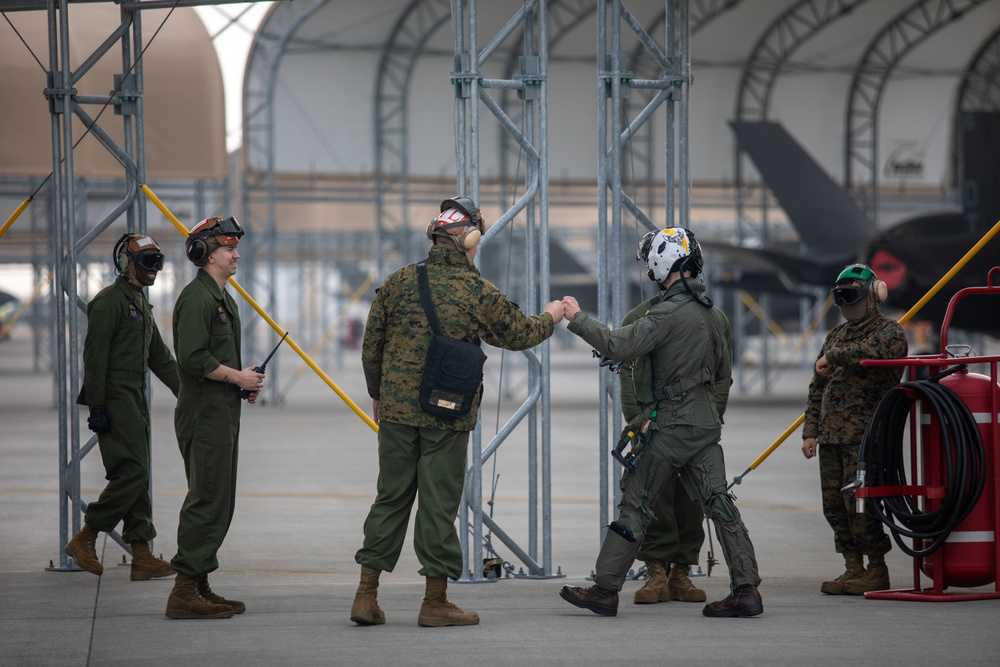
426,196,485,250
834,264,887,304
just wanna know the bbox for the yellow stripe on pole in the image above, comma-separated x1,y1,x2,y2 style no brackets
0,197,33,241
734,217,1000,482
141,184,378,433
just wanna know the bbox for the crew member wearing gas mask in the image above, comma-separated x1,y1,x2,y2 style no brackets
68,234,179,582
802,264,907,595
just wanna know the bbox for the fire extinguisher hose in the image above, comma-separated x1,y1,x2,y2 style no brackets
858,365,986,559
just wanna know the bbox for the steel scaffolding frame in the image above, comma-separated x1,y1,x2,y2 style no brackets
595,0,691,537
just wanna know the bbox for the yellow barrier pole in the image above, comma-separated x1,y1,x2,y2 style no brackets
739,290,788,340
0,270,54,342
142,184,378,433
280,274,375,396
0,197,33,241
729,217,1000,488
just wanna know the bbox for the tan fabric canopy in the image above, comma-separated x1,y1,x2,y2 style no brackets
0,4,226,179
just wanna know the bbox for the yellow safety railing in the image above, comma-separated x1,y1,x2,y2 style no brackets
0,270,53,342
279,274,375,397
141,184,378,433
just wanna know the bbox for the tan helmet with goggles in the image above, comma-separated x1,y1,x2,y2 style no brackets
185,216,244,266
113,233,164,275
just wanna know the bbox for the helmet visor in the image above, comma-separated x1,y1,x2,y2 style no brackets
133,251,164,272
832,285,865,306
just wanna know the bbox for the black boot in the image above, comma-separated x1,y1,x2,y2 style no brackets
702,585,763,618
559,585,619,617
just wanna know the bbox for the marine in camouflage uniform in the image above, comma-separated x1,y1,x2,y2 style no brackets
802,264,907,595
559,228,762,619
66,234,179,581
352,197,564,628
166,216,263,620
621,294,733,604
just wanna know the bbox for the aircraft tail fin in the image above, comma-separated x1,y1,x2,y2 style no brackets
730,121,874,257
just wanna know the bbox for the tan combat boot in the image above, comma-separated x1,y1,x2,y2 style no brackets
820,550,864,595
350,565,386,625
165,573,235,619
843,554,890,595
129,542,174,581
64,523,103,575
633,560,669,604
417,576,479,627
197,576,246,614
667,563,707,602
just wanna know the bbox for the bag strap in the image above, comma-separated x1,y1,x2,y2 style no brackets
416,260,441,336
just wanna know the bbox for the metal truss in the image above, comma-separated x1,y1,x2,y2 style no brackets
845,0,990,224
9,0,163,570
451,0,559,581
595,0,690,535
949,26,1000,190
728,0,869,393
733,0,870,244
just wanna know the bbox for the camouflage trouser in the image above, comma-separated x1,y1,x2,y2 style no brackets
595,436,760,594
634,469,705,566
818,442,891,557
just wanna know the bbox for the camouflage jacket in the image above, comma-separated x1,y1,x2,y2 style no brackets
77,276,179,407
803,309,907,444
619,293,733,424
362,245,555,431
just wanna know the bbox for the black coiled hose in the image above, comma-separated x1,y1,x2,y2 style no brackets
858,365,986,559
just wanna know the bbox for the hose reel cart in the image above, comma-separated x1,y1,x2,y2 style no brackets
857,268,1000,602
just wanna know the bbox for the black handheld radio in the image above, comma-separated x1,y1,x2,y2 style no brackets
238,332,288,400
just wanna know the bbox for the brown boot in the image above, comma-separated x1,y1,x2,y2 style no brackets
820,550,864,595
165,574,235,619
702,585,763,618
843,554,890,595
633,560,669,604
559,584,619,617
667,563,707,602
417,577,479,627
129,542,174,581
197,576,246,614
350,565,385,625
64,523,103,575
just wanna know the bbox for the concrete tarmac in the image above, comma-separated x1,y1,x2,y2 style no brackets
2,326,999,667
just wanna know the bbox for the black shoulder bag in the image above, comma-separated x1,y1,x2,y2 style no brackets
416,261,487,420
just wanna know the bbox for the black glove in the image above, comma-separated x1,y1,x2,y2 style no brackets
87,406,111,435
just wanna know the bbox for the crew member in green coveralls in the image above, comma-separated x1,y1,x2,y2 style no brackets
164,216,264,620
621,230,733,606
352,196,564,628
67,234,179,581
560,228,762,619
